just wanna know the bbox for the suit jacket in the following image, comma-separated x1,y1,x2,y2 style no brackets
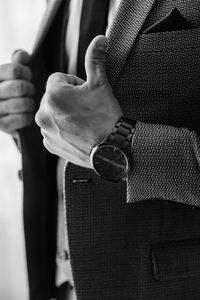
19,0,200,299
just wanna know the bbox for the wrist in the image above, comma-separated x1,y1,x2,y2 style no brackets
90,116,137,182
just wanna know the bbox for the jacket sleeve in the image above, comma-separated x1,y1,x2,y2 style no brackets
127,122,200,207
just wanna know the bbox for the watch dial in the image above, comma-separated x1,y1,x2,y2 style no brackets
92,145,129,182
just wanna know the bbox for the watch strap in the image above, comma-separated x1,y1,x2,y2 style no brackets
107,117,136,152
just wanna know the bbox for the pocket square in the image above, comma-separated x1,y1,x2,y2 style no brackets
143,7,195,34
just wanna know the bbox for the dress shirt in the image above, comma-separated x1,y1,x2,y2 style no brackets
56,0,121,298
66,0,121,75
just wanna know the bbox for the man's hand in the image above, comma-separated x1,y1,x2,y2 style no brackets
35,35,122,168
0,50,35,135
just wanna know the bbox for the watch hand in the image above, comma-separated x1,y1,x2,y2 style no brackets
95,155,125,169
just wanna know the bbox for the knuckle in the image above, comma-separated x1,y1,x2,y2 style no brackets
46,91,56,106
46,72,65,92
47,73,58,87
43,90,58,110
48,72,63,82
35,110,46,127
35,110,41,126
43,138,53,153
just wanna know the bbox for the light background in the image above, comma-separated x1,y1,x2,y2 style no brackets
0,1,46,299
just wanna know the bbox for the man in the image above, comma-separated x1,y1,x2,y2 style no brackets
0,1,120,299
1,0,200,299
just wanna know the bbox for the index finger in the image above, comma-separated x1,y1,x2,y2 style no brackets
0,63,32,81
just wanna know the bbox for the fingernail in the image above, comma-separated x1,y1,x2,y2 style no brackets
12,49,25,58
96,37,107,51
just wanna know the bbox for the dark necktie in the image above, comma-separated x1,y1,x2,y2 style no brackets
77,0,110,80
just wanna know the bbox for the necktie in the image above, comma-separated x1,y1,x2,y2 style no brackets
77,0,110,80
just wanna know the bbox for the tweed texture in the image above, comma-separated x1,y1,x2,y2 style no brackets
64,1,200,299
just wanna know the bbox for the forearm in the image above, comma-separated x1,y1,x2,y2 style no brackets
128,122,200,206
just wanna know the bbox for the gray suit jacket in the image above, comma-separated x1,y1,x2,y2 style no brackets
19,0,200,299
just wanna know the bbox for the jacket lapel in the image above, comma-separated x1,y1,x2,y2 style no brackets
106,0,158,87
32,0,64,57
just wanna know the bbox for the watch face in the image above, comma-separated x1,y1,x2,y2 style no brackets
92,145,129,182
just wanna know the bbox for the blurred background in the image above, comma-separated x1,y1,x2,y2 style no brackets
0,1,46,299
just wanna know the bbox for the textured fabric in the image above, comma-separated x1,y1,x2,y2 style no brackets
56,158,73,288
64,1,200,299
152,241,200,281
65,0,120,75
114,25,200,205
18,1,70,298
65,165,200,300
106,0,157,86
57,0,121,290
128,123,200,205
19,55,56,300
18,0,200,299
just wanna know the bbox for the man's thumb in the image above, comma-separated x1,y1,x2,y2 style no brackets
12,49,31,65
85,35,108,88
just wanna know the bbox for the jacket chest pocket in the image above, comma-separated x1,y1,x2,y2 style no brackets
115,28,200,132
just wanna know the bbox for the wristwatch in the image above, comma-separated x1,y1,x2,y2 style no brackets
90,117,136,182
